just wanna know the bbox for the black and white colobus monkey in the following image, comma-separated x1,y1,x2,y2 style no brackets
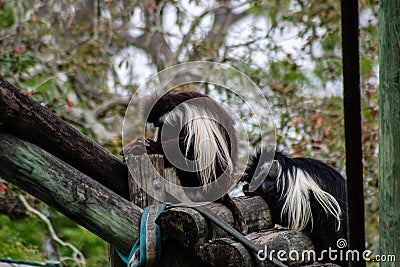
242,149,347,264
125,91,247,234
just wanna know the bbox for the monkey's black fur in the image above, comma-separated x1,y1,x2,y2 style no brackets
144,91,237,188
125,91,247,234
242,149,348,265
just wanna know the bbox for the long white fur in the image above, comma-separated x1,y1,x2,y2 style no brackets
272,162,342,232
164,102,233,188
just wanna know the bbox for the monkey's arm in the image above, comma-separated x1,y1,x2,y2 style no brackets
217,194,248,235
121,137,187,167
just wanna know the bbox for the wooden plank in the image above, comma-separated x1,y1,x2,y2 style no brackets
0,77,129,199
0,130,140,252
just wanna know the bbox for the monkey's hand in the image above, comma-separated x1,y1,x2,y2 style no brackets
218,195,248,235
121,137,163,160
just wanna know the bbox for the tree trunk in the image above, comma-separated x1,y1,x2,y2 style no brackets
379,1,400,266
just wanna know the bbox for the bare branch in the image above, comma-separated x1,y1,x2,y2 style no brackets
124,31,174,68
63,107,119,145
175,8,213,59
94,97,130,117
188,6,251,61
18,194,86,267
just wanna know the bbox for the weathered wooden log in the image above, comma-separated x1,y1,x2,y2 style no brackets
0,130,140,252
0,77,129,199
156,196,273,247
130,154,213,266
197,230,314,267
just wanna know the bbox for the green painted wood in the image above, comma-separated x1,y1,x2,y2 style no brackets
0,130,141,252
379,1,400,265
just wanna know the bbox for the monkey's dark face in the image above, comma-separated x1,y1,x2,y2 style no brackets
243,167,285,225
243,150,345,237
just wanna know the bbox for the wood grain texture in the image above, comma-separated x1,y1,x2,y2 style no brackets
0,130,140,252
197,230,314,267
124,154,212,267
0,77,129,198
379,1,400,266
156,196,272,248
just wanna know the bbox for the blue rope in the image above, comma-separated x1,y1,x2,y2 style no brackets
117,204,167,267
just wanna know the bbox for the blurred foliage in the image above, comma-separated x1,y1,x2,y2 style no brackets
0,0,379,265
0,219,45,261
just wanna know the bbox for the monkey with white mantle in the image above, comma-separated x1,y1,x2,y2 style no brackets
242,148,348,264
123,91,248,234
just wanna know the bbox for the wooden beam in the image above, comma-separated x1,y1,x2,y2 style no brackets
110,151,214,267
0,130,140,252
155,194,339,266
197,230,315,267
0,77,129,199
156,196,272,248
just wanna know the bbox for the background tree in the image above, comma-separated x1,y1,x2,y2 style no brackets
0,0,379,265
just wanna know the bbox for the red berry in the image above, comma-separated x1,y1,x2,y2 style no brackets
12,47,23,53
66,98,73,109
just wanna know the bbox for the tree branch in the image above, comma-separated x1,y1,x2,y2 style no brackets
94,97,130,117
63,107,120,145
188,6,250,61
18,194,86,267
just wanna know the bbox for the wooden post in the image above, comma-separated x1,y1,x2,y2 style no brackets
127,154,166,206
379,1,400,265
109,154,213,267
0,133,322,266
109,155,166,267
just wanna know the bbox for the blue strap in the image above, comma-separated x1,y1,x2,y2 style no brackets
117,204,167,267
